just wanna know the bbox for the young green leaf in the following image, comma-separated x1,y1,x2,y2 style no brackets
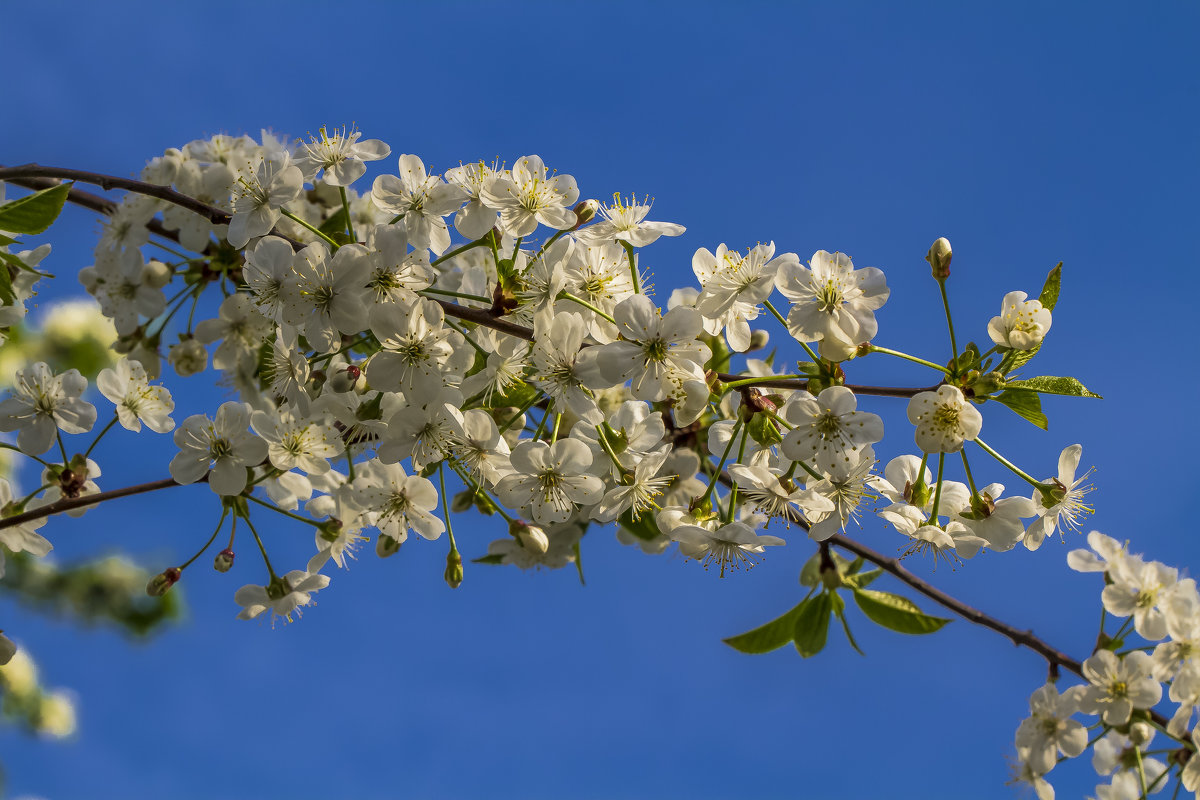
471,553,506,565
793,591,833,657
800,549,851,587
852,589,950,635
989,388,1047,429
830,591,864,656
0,183,73,235
1005,376,1101,399
1038,262,1062,312
842,567,883,590
723,599,809,654
618,507,664,543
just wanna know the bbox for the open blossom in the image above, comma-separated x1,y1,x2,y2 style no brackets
444,160,506,240
780,386,885,472
495,439,604,525
97,358,175,434
0,478,52,579
775,250,889,361
294,125,389,186
1015,683,1088,775
228,155,303,249
596,295,710,402
235,570,330,623
577,193,685,247
1077,650,1161,726
354,459,445,544
169,402,268,496
667,519,784,577
988,290,1051,351
481,154,579,237
1025,444,1094,550
906,385,982,453
371,154,466,255
0,363,97,455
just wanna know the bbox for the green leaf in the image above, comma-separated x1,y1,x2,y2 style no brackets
746,411,783,447
618,508,664,543
1006,375,1101,399
793,591,833,657
318,207,350,236
799,549,851,587
990,388,1047,430
852,589,950,635
0,183,72,235
0,263,14,305
0,233,16,246
471,553,506,565
830,591,864,656
723,600,808,654
1038,262,1062,312
842,567,882,590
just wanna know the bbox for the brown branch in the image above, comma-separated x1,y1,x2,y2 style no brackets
827,532,1173,729
0,164,302,248
0,475,205,531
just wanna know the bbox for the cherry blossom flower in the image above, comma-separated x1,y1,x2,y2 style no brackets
775,250,889,361
988,290,1052,351
169,402,268,496
0,363,97,455
906,385,982,454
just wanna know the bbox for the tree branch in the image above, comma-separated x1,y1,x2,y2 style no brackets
0,475,205,531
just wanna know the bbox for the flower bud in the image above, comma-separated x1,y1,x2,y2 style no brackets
444,548,464,588
168,338,208,377
376,535,402,558
213,548,235,573
1128,721,1154,747
926,237,953,280
141,259,172,289
0,632,15,666
327,364,362,394
747,330,770,351
571,199,599,228
510,520,549,554
146,567,182,597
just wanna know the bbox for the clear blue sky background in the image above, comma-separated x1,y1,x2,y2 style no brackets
2,2,1198,798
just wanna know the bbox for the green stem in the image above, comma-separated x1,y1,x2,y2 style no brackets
594,425,626,474
621,241,641,294
55,431,69,467
499,392,544,435
550,413,562,444
560,292,617,324
928,453,946,523
439,465,458,553
338,185,356,242
868,345,952,375
725,424,749,523
938,280,960,370
696,419,742,507
147,240,194,261
452,463,516,524
959,449,979,497
720,375,806,393
444,319,489,359
431,238,486,266
244,493,322,527
242,514,279,581
1134,743,1150,799
763,299,820,363
179,510,228,570
84,414,119,459
419,287,494,304
0,442,54,469
282,208,340,250
974,438,1044,489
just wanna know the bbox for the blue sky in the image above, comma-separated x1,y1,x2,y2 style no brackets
2,2,1198,798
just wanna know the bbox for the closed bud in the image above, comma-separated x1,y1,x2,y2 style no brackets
213,548,235,573
510,520,549,554
168,338,208,377
146,567,181,597
1128,721,1154,747
376,535,402,558
571,199,599,228
327,364,361,394
444,548,464,588
971,371,1005,396
926,237,953,280
141,259,172,289
747,330,770,351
